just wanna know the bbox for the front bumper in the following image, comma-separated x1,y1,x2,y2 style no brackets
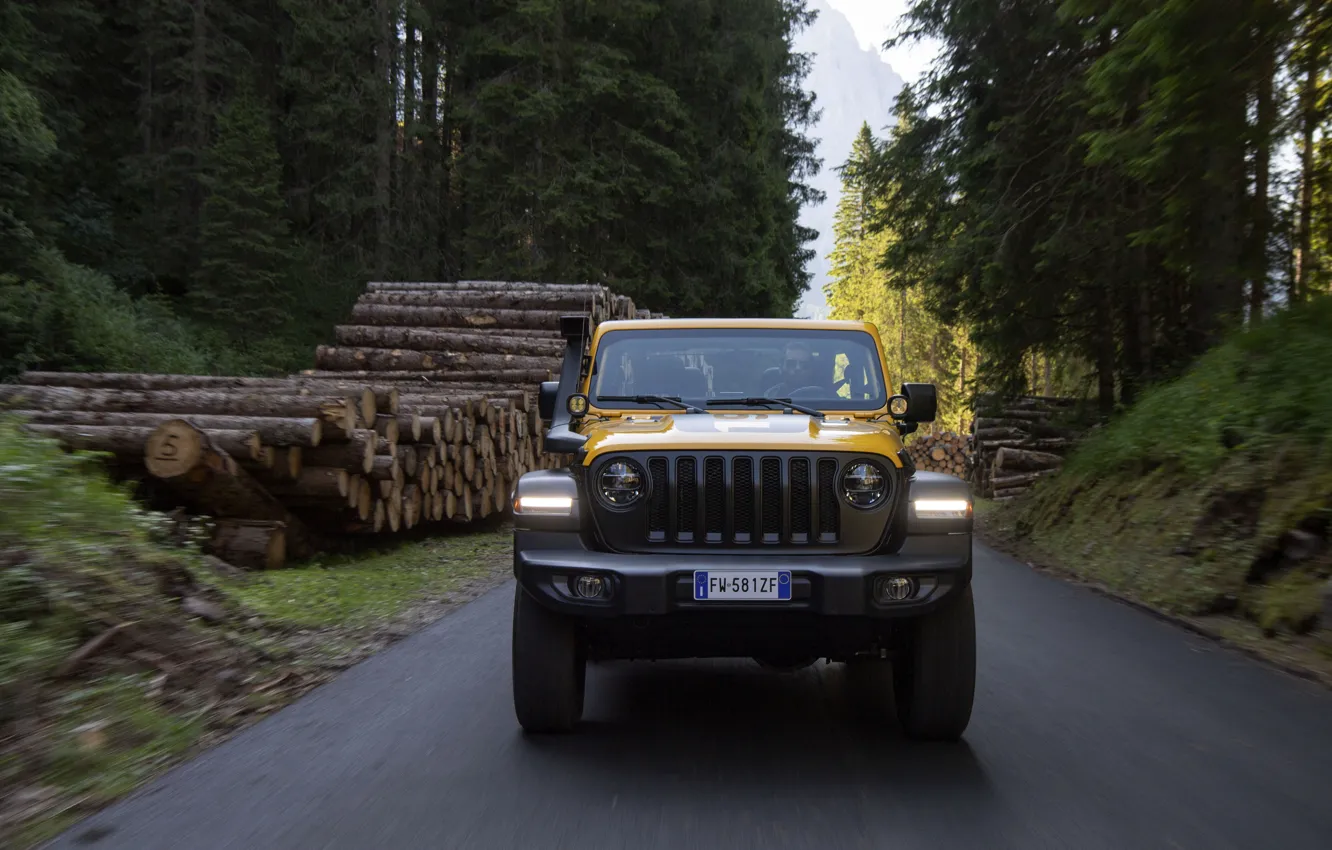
513,530,971,619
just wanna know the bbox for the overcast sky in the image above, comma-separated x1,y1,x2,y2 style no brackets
824,0,938,83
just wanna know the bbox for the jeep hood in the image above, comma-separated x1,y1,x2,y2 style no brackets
576,413,905,467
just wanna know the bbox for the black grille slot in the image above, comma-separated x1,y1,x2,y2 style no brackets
760,457,781,542
647,457,668,541
676,457,697,541
596,451,877,553
704,457,724,542
733,457,754,543
818,458,839,542
790,458,811,542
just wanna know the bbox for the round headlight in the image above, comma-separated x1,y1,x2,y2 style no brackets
598,459,645,507
841,461,887,509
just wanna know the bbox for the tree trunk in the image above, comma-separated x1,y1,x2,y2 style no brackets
992,447,1064,472
297,369,554,384
22,423,260,462
0,386,357,432
990,469,1060,490
143,420,314,558
1248,25,1276,322
315,345,557,374
16,373,397,418
8,410,325,447
359,290,605,312
264,467,350,499
369,280,608,293
348,303,571,330
302,429,377,474
1295,54,1317,300
208,519,286,570
332,326,563,357
1095,285,1116,415
374,0,393,274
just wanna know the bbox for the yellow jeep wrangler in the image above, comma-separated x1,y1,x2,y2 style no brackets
511,316,975,741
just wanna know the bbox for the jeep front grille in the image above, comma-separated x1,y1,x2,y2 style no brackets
646,454,840,546
587,450,900,555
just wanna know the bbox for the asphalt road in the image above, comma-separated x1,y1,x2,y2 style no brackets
46,544,1332,850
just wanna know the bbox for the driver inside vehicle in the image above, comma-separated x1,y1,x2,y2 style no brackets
764,341,822,397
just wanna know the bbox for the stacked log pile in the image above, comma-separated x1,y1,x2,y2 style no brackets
905,431,973,479
969,395,1087,501
2,280,662,567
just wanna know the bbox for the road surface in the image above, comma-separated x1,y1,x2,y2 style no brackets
45,544,1332,850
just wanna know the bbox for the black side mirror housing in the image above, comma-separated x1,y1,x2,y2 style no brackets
542,315,592,453
538,381,558,421
900,382,937,423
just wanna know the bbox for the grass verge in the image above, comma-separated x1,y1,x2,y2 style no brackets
973,296,1332,687
0,417,515,848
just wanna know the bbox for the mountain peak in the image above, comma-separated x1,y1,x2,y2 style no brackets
794,0,904,319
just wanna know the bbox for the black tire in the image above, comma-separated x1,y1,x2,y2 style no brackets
511,584,585,733
893,584,976,742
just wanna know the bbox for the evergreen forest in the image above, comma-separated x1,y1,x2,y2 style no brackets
0,0,822,378
826,0,1332,428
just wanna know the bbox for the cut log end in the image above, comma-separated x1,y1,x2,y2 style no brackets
144,419,207,479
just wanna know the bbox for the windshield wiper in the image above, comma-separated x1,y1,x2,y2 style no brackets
597,395,704,414
707,397,826,419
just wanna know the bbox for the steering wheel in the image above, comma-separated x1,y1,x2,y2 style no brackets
787,385,826,398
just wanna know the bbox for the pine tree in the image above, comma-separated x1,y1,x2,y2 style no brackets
190,82,295,348
824,122,976,431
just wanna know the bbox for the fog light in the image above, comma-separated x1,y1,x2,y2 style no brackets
875,576,916,603
574,575,607,599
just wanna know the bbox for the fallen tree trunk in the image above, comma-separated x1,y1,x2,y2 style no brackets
366,280,608,295
208,519,286,570
15,373,396,421
297,369,554,384
143,420,314,559
331,326,563,357
314,346,557,374
22,423,261,462
8,410,325,447
358,291,605,312
974,418,1079,439
347,303,567,331
263,467,350,499
0,386,358,432
990,469,1061,490
993,447,1064,473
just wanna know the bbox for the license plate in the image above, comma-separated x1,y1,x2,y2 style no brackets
693,570,792,601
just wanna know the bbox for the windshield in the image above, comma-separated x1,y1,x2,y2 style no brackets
588,328,888,412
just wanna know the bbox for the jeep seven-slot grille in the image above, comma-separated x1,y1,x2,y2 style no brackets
818,458,839,542
647,457,668,542
676,457,697,541
643,455,843,546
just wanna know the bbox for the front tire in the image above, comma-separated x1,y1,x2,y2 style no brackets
893,584,976,742
512,584,585,733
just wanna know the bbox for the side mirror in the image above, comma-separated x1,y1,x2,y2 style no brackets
899,382,937,423
538,381,559,421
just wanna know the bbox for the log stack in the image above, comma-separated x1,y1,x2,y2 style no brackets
968,395,1088,501
905,431,973,479
2,280,662,567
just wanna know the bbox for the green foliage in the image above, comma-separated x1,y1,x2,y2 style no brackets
824,122,976,431
1251,568,1324,634
865,0,1325,410
1062,295,1332,478
190,84,297,349
0,0,824,381
0,249,214,378
222,531,510,629
458,0,821,318
0,417,197,702
1006,296,1332,620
